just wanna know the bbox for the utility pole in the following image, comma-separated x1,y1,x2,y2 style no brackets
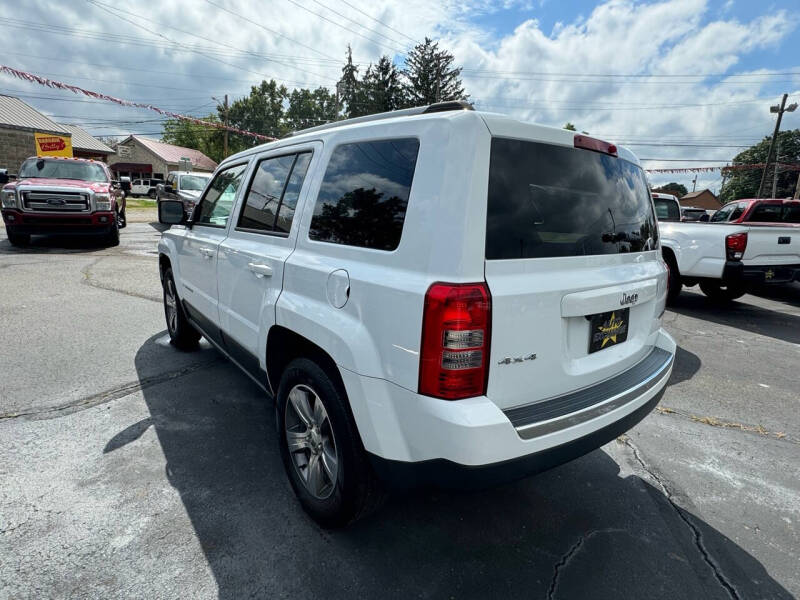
757,94,797,198
771,142,781,199
435,56,441,103
691,174,697,192
222,94,229,159
794,170,800,199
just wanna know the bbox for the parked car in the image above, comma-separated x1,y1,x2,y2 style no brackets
1,156,128,247
711,198,800,225
156,171,211,216
157,102,675,527
130,178,160,198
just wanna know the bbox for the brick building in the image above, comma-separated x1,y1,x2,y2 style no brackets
0,95,113,171
681,189,721,211
106,135,217,181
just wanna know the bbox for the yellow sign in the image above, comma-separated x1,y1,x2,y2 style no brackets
34,132,73,158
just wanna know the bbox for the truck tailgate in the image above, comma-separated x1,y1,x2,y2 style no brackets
743,226,800,265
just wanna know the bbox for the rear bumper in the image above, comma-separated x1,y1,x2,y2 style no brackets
341,329,675,488
2,209,115,235
722,260,800,285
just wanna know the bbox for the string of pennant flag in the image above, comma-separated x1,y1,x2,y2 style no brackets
2,63,799,174
646,163,800,174
0,64,277,142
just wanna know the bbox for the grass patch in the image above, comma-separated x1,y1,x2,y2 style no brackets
125,197,157,209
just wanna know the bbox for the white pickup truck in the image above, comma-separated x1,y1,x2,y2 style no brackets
653,194,800,302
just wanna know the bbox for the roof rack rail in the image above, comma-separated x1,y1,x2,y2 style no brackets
287,101,473,137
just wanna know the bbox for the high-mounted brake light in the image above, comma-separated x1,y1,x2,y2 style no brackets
574,134,618,156
726,232,747,261
419,282,491,400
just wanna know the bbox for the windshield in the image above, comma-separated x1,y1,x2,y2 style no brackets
180,174,210,191
18,158,108,182
486,138,658,259
653,198,681,221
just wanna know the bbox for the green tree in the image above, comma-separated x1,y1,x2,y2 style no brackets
563,122,576,131
286,87,339,131
227,79,289,147
337,45,364,118
362,56,408,114
403,37,466,106
161,114,227,163
720,129,800,202
653,182,688,197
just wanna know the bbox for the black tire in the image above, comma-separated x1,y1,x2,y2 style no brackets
162,268,201,349
699,280,746,302
117,207,127,229
105,214,120,247
7,230,30,247
664,254,682,305
277,358,384,528
148,189,157,199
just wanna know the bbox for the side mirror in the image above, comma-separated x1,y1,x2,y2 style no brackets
699,214,710,222
0,169,10,185
159,199,187,225
119,176,132,192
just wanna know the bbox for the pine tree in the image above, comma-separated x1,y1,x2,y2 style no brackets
403,37,466,106
362,56,408,114
337,45,363,118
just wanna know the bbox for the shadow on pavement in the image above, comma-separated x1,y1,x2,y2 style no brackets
126,332,791,599
0,232,111,253
670,289,800,345
747,282,800,310
667,345,701,386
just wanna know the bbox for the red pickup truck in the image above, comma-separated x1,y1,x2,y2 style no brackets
710,198,800,225
1,156,129,247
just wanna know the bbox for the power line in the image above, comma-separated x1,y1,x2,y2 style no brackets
306,0,410,50
335,0,419,44
85,0,336,83
281,0,406,55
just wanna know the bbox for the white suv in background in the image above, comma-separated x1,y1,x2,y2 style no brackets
157,102,676,527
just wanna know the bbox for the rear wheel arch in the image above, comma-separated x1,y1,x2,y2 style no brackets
661,246,679,274
266,326,347,400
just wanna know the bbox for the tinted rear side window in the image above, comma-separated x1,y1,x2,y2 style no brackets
309,138,419,251
486,138,658,259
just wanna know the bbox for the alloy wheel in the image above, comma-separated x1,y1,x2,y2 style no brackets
285,384,339,500
165,278,178,333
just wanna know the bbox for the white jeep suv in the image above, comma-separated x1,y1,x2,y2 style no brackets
157,102,676,527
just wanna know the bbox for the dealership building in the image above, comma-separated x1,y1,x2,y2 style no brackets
0,94,114,170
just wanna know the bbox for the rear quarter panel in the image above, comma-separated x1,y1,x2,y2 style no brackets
659,222,746,278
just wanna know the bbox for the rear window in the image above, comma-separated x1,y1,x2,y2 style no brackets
486,138,658,260
309,138,419,251
653,198,680,221
746,203,800,223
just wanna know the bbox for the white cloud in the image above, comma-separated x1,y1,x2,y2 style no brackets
1,0,798,194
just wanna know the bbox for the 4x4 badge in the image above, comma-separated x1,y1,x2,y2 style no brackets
498,353,537,365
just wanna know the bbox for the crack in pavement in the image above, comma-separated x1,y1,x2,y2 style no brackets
546,528,626,600
620,436,742,600
654,406,799,445
80,256,161,303
0,358,221,421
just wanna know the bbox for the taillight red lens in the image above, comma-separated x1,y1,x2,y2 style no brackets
419,282,491,400
574,134,618,156
726,232,747,260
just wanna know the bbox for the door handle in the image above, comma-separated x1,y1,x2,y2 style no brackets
248,262,273,278
199,248,214,259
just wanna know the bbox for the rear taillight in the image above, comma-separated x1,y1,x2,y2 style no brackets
574,134,617,156
419,282,491,400
726,232,747,261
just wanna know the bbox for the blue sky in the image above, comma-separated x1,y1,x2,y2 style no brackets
0,0,798,193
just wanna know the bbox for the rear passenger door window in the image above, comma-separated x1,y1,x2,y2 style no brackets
309,138,420,251
237,151,312,234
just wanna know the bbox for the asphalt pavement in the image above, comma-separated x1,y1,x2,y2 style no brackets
1,220,798,599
